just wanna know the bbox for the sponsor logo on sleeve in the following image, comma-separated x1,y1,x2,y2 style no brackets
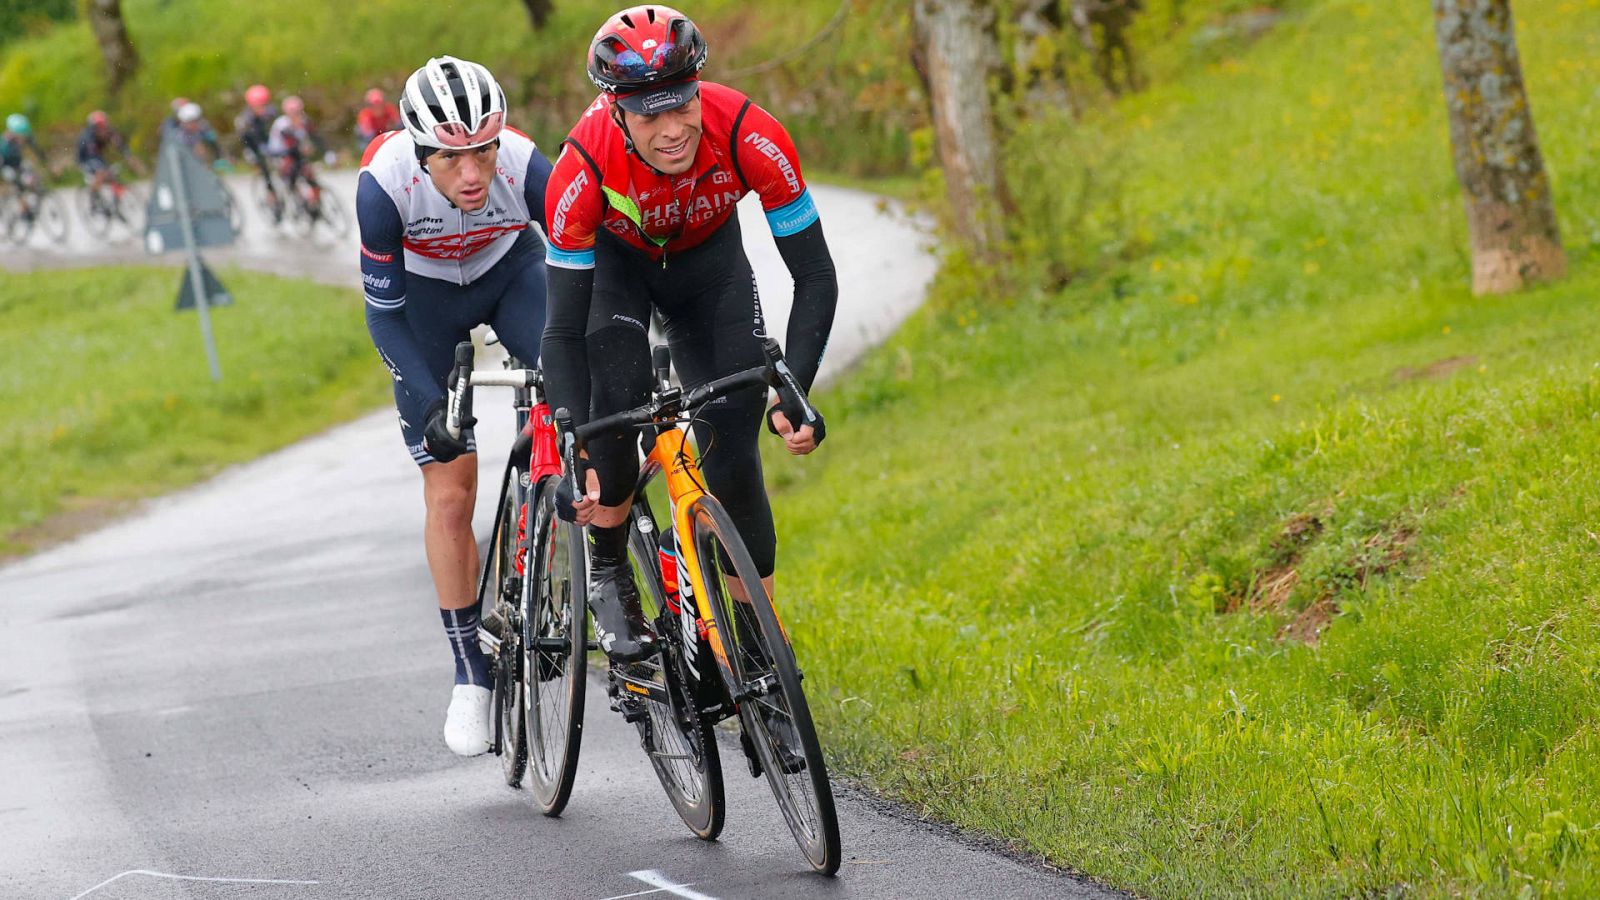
742,132,801,195
552,169,590,238
361,245,394,263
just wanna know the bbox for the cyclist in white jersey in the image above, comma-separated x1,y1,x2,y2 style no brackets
357,56,554,756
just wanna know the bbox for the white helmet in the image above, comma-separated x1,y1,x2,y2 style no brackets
400,56,506,152
177,101,203,123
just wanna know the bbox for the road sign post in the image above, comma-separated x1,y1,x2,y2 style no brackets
164,142,222,381
147,137,237,382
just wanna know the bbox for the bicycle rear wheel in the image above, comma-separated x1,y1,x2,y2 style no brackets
688,496,840,874
625,506,725,840
523,476,587,815
478,462,528,788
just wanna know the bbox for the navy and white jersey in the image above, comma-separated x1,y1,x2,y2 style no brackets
359,127,555,446
357,128,553,304
266,115,313,157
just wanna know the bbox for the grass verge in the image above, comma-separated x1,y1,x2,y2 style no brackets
1,266,388,557
768,0,1600,895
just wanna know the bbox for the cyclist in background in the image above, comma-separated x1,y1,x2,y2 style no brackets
542,5,838,663
158,96,188,139
357,56,554,756
268,96,324,210
175,101,229,170
355,88,400,149
235,85,281,221
76,110,142,197
1,113,57,221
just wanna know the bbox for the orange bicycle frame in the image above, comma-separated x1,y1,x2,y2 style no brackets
644,426,731,669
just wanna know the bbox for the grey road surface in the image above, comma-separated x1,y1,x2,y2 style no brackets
1,175,1118,898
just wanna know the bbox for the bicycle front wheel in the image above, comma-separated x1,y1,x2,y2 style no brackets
523,476,587,815
627,507,725,840
36,191,69,243
687,496,840,874
77,186,111,238
313,186,351,239
219,180,244,234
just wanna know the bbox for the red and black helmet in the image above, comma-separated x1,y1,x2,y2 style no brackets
587,5,708,113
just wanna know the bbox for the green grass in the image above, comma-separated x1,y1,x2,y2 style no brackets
0,0,919,179
767,0,1600,895
1,266,389,556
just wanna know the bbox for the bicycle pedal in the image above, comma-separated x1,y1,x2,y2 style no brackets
611,694,649,724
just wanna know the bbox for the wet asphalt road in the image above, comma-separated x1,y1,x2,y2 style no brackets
0,174,1119,899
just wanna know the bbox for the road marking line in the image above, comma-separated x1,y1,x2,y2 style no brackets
595,886,673,900
615,869,720,900
67,869,320,899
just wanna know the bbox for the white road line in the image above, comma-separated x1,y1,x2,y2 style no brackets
613,869,721,900
67,868,320,899
595,886,673,900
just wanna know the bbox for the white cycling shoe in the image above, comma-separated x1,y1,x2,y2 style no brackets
443,684,492,757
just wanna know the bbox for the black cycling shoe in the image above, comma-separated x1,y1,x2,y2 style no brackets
588,562,657,664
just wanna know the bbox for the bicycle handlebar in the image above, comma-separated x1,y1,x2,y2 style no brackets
445,341,544,439
553,338,823,517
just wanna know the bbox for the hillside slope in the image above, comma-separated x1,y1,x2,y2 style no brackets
0,0,916,177
775,0,1600,895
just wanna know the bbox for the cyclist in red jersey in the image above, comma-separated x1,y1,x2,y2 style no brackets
355,88,401,148
542,4,838,664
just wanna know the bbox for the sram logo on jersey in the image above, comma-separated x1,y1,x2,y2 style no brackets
742,132,800,195
553,169,590,238
360,245,394,264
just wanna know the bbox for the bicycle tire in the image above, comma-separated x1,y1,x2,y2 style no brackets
77,186,111,238
688,496,841,874
626,507,725,840
479,462,528,788
251,173,286,227
36,190,69,243
0,192,22,243
523,475,587,815
314,187,351,238
219,180,244,234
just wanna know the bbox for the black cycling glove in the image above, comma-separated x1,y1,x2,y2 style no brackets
422,398,473,464
766,402,827,447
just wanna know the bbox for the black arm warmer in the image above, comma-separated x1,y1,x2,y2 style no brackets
773,219,838,391
541,264,597,427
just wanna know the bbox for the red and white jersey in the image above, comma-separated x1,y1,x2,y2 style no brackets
358,128,546,286
544,81,819,269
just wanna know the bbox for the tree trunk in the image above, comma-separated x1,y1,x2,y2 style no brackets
1432,0,1565,294
520,0,554,30
83,0,139,94
913,0,1005,254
